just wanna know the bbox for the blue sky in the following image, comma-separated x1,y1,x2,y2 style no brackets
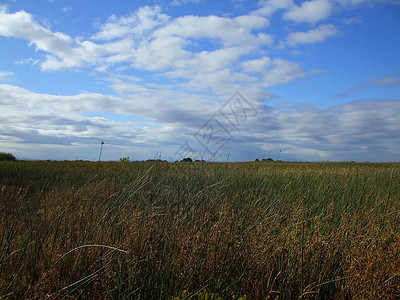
0,0,400,162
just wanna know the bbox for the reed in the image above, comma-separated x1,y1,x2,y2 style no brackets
0,161,399,299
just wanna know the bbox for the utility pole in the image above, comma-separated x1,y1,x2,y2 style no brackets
98,140,104,162
276,150,282,161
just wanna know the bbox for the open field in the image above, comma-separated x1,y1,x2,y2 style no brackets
0,161,399,299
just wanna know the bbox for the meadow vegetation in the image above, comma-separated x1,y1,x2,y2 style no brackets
0,160,399,299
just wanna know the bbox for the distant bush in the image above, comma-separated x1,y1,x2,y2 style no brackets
0,152,16,161
145,159,168,163
119,157,131,163
262,158,274,162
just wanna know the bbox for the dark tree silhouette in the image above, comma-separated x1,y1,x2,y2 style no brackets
0,152,16,161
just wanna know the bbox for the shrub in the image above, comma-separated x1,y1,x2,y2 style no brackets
119,157,130,163
0,152,16,161
262,158,274,162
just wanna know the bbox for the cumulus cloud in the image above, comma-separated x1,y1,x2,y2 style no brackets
253,0,400,23
152,14,271,49
284,0,333,23
0,83,216,128
0,7,113,71
261,59,307,86
91,6,168,41
252,0,293,16
0,5,273,78
241,57,272,73
85,8,274,96
241,57,307,86
285,24,339,46
0,9,73,56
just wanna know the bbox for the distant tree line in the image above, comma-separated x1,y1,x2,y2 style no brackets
0,152,16,161
255,158,276,162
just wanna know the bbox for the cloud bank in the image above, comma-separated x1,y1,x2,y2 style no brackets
1,83,399,161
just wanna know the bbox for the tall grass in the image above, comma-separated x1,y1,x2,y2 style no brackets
0,161,399,299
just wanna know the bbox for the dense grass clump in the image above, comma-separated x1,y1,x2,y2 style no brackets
0,161,399,299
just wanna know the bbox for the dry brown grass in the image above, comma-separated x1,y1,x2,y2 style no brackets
0,161,399,299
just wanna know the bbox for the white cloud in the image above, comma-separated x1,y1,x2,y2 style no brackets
123,14,272,74
153,14,270,49
0,5,274,75
1,83,399,162
186,47,245,73
106,75,155,94
91,6,168,41
234,15,270,29
93,10,273,85
252,0,294,16
0,83,216,128
0,71,14,81
253,0,400,24
0,8,103,71
0,82,229,161
0,9,73,56
0,83,193,156
261,59,307,86
284,0,333,23
285,24,339,46
250,99,400,161
242,57,272,73
15,58,40,66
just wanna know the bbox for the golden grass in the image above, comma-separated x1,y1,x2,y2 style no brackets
0,161,399,299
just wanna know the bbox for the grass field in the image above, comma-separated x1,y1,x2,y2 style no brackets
0,160,399,299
